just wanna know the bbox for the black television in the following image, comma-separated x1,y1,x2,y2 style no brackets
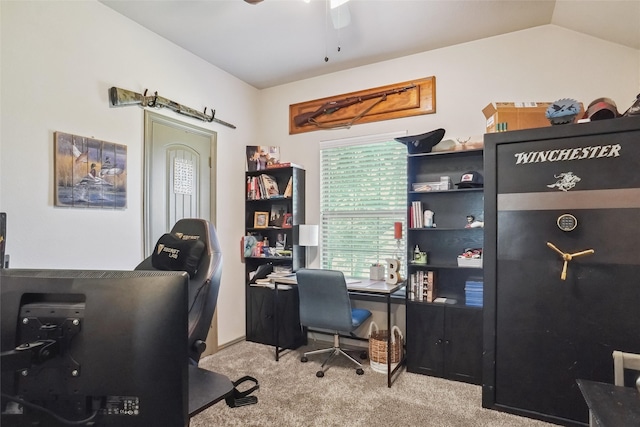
1,269,190,427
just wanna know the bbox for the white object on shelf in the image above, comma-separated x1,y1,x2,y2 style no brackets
457,257,483,268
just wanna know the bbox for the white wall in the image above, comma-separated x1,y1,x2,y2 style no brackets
258,25,639,333
1,1,639,347
0,0,256,345
259,24,640,257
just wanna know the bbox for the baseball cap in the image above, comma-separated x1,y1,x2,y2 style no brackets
395,128,445,154
456,171,483,188
584,97,619,121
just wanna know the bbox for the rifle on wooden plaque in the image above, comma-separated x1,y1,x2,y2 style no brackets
109,87,236,129
293,84,416,128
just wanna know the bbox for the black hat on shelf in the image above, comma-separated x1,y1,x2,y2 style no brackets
456,171,484,188
395,128,445,154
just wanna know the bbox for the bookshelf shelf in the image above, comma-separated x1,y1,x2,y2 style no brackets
405,148,483,385
409,227,483,231
409,262,482,270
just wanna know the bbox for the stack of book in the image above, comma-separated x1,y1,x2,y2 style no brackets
410,270,435,302
247,174,283,200
464,278,483,307
410,201,424,228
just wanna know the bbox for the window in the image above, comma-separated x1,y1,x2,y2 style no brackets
320,132,407,279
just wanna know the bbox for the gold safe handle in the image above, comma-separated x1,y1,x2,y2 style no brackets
546,242,595,280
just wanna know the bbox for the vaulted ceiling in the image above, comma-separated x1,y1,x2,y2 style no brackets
100,0,640,89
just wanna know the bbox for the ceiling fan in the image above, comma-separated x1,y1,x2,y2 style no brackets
244,0,264,4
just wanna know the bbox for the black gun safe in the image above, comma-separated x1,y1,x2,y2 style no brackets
483,117,640,426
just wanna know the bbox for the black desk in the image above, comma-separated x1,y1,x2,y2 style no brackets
577,379,640,427
188,366,234,417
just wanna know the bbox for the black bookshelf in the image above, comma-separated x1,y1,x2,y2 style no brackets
244,166,306,349
405,149,484,385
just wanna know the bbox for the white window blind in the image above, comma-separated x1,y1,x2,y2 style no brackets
320,136,407,279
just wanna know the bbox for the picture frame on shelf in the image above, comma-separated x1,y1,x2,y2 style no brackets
269,203,288,227
282,213,293,228
254,211,269,228
275,232,287,250
246,145,280,171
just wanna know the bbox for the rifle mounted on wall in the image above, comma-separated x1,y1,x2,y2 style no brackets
109,87,236,129
293,84,417,128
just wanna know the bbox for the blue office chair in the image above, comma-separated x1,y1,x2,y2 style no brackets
296,269,372,377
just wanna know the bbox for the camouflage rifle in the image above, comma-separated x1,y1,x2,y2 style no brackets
109,87,236,129
293,84,416,128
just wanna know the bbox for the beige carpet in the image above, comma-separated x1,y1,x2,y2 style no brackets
190,340,557,427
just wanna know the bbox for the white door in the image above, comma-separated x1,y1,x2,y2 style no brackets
143,111,216,255
143,111,218,355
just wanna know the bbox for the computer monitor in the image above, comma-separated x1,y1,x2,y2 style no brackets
1,269,190,427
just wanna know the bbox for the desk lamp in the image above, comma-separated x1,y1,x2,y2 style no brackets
298,224,319,268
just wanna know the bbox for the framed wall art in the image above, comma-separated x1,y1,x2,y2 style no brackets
54,132,127,209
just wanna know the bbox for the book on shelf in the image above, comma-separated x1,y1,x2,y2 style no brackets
283,177,293,198
247,174,285,200
261,174,279,198
410,270,435,302
266,162,304,169
411,201,424,228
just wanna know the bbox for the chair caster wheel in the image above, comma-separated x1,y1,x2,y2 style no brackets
360,351,368,360
301,356,308,363
316,370,324,378
356,368,364,375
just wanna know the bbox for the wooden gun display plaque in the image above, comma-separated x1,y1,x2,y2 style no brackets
289,76,435,134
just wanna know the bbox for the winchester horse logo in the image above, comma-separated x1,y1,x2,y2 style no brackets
547,172,581,192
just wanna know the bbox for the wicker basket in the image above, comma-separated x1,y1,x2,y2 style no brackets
368,322,403,374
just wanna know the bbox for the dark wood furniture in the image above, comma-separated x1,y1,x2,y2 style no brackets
577,379,640,427
405,149,484,385
244,167,306,348
483,117,640,426
407,303,482,383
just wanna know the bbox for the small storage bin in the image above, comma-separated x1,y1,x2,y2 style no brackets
457,257,483,268
412,181,448,192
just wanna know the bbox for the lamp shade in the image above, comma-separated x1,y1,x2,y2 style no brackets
298,224,319,247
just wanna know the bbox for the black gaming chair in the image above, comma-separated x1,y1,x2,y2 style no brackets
136,219,258,413
135,218,222,365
